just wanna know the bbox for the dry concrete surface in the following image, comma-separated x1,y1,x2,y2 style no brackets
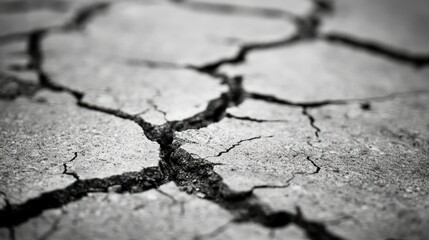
0,0,429,240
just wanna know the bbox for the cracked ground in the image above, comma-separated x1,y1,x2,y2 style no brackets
0,0,429,239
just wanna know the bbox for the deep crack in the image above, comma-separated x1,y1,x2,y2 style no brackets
306,156,321,174
0,167,165,227
3,0,414,239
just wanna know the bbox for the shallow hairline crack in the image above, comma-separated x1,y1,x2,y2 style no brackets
155,189,186,215
205,135,273,158
306,156,321,174
62,152,80,181
302,107,321,138
36,208,66,240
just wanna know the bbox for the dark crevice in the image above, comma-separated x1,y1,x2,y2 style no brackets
0,1,344,239
193,34,303,73
302,107,321,138
2,2,113,100
306,156,321,174
322,33,429,68
159,146,343,239
36,209,65,240
174,0,332,74
62,152,80,181
172,0,429,70
0,167,166,227
249,92,347,108
250,184,291,191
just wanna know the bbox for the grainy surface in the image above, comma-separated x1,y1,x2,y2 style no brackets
0,0,428,240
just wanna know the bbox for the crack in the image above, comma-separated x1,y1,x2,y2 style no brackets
147,99,168,122
250,184,291,191
249,92,347,108
225,113,288,123
160,146,343,239
208,136,273,158
62,152,80,181
2,2,112,100
179,0,333,73
63,2,111,31
193,34,302,73
0,167,166,227
0,1,345,239
306,156,321,174
172,0,429,71
322,33,429,68
302,107,321,138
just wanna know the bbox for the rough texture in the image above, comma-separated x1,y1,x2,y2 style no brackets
0,91,159,204
178,96,429,240
0,0,429,239
7,183,233,240
176,100,314,191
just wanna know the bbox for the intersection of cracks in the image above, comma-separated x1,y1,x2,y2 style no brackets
0,1,346,239
3,0,429,239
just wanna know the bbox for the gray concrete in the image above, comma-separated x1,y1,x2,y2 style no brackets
0,0,428,240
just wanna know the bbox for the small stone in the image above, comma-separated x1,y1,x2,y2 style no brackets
108,185,122,193
196,192,206,199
